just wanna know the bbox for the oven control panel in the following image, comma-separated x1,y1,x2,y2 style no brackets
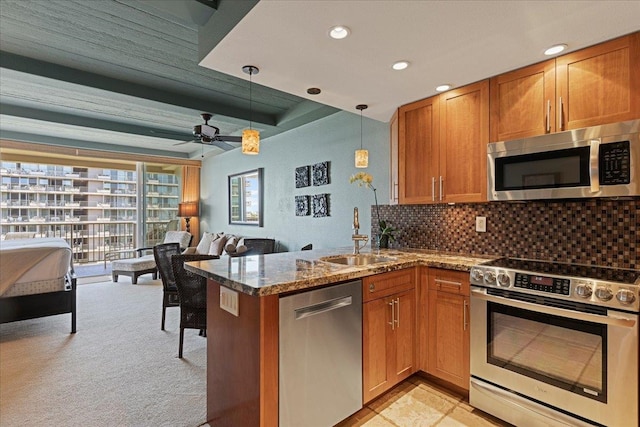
514,273,570,295
469,263,640,312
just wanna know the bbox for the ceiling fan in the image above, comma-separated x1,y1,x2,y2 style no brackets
175,113,242,151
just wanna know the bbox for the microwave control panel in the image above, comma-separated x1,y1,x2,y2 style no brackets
600,140,630,185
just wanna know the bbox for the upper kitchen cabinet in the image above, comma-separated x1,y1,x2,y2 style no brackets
439,80,489,203
556,32,640,131
489,60,556,142
389,110,399,205
396,81,488,204
490,31,640,142
397,96,440,204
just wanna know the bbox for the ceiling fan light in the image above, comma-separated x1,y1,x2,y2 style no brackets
355,149,369,168
242,129,260,155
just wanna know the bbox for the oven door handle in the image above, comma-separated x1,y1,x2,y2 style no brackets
470,287,637,328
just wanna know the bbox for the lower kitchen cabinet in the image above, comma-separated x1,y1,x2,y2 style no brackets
362,269,416,403
426,268,470,390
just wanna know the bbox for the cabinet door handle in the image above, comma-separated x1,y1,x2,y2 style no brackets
394,298,400,328
394,182,399,202
545,99,551,133
439,176,443,201
431,177,436,202
434,278,462,287
558,96,564,131
369,283,375,292
388,300,395,330
463,299,469,331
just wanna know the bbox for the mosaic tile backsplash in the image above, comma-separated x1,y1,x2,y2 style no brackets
373,199,639,270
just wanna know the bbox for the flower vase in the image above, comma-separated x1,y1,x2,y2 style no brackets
378,234,390,249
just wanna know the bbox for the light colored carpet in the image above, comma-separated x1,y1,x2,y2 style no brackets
0,277,207,427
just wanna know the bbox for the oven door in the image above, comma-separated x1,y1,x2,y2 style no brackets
470,286,638,427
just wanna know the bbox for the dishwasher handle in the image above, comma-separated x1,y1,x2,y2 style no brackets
295,295,353,320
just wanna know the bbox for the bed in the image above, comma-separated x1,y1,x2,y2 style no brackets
0,237,77,333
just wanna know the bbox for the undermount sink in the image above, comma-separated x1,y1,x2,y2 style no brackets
320,254,395,266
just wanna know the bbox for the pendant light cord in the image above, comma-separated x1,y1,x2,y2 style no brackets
360,109,363,150
249,69,253,130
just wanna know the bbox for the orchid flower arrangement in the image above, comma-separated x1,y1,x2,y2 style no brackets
349,172,396,247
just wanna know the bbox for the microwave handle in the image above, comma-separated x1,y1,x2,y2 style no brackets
590,139,600,193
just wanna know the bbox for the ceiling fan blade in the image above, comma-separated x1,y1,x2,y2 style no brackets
210,140,237,151
173,140,198,146
149,129,194,140
216,135,242,143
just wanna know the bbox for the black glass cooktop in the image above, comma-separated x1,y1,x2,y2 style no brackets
481,258,640,285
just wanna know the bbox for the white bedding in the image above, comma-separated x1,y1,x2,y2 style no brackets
0,238,72,297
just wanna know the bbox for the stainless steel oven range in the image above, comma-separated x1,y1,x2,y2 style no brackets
469,258,639,427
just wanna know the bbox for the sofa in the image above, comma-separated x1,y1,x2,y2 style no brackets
183,232,276,257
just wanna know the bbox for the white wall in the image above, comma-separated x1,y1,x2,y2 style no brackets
200,111,390,252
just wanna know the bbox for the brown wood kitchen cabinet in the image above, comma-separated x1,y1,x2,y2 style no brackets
439,81,489,203
397,80,488,204
490,31,640,142
426,268,470,390
416,266,430,372
362,268,416,403
397,96,440,204
389,109,399,205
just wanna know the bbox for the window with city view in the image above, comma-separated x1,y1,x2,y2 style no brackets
1,160,180,265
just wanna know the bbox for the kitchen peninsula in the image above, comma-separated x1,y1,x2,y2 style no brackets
186,248,494,427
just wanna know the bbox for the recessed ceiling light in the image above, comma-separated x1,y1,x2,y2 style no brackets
435,84,451,92
307,87,321,95
392,61,409,71
329,25,350,40
544,44,568,56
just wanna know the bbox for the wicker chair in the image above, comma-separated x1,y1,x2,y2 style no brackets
171,253,219,358
153,242,182,331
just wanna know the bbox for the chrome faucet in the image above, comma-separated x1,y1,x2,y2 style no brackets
351,207,368,254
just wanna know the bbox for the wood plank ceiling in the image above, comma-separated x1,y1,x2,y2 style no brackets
0,0,338,159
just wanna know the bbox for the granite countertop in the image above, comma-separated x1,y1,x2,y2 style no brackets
185,247,498,297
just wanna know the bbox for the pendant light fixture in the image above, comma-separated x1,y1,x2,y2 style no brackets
355,104,368,168
241,65,260,155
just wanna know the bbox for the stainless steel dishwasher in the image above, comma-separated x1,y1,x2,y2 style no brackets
279,280,363,427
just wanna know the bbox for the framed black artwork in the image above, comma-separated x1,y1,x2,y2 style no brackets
295,166,310,188
312,161,330,186
312,193,329,217
295,195,310,216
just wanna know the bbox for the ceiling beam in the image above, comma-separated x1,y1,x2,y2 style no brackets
197,0,259,61
0,51,277,127
276,101,340,130
0,105,195,142
0,130,192,160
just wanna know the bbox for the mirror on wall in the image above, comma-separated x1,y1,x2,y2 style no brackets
228,168,263,227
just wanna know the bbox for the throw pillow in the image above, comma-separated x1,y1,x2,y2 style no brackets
224,235,241,254
196,232,215,254
208,234,229,256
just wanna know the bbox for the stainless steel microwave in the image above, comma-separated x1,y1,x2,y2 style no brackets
488,120,640,201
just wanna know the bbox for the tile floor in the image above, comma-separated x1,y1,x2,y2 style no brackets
337,376,513,427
